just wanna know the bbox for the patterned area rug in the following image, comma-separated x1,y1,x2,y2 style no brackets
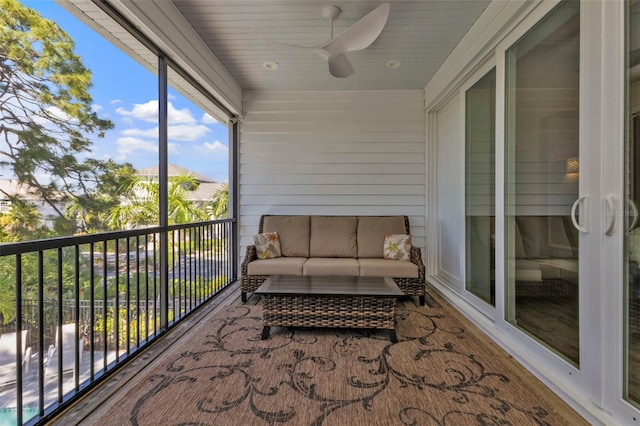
94,304,585,425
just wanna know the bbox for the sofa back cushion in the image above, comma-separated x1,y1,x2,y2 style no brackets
516,216,544,258
262,215,310,257
309,216,357,258
513,221,526,259
357,216,408,258
514,216,577,259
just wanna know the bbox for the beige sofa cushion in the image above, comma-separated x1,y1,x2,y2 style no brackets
309,216,357,258
262,216,310,257
514,259,543,281
357,216,407,258
247,257,306,276
358,258,418,278
303,258,359,276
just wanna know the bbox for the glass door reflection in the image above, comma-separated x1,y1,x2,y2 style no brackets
504,0,580,366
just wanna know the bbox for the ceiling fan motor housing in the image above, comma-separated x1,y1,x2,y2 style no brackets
322,5,341,20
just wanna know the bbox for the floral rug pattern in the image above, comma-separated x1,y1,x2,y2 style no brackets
100,305,579,426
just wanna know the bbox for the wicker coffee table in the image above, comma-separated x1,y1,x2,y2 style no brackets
254,275,403,342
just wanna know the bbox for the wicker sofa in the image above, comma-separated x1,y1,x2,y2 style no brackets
240,215,426,305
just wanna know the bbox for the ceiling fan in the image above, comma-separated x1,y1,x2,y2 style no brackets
261,3,390,78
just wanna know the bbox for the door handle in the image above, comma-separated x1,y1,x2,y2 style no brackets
571,195,589,234
605,195,616,236
629,198,639,231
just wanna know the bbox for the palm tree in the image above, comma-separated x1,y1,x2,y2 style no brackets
109,174,209,229
207,183,229,219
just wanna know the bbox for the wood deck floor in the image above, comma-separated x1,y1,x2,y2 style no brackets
48,282,586,425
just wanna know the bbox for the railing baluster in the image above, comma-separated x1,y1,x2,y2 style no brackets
0,219,234,423
197,225,202,304
144,234,149,343
102,240,108,372
38,251,44,416
16,255,23,425
171,229,175,322
90,242,95,381
154,233,158,336
136,234,140,347
221,224,229,290
57,247,63,402
190,227,194,311
178,229,182,320
222,222,226,290
126,236,131,355
219,222,223,291
75,244,81,390
206,224,210,296
114,240,120,362
206,224,211,297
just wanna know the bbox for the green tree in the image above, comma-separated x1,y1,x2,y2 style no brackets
0,0,126,220
0,198,50,241
0,246,94,323
109,174,209,229
66,160,137,233
207,183,229,219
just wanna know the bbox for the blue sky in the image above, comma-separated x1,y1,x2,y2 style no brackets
23,0,230,183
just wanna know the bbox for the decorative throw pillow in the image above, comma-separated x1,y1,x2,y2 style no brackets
253,232,282,259
383,234,412,261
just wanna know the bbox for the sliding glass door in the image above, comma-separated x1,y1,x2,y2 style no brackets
626,0,640,407
455,0,640,421
465,68,496,308
504,1,581,366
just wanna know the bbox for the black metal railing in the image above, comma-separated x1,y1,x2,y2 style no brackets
0,219,235,425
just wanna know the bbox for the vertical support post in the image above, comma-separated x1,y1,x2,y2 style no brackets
228,120,239,281
158,54,169,330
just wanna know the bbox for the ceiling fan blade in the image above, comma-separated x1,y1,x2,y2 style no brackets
322,3,390,54
327,53,355,78
260,4,389,78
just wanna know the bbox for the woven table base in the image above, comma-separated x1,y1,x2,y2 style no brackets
261,295,398,342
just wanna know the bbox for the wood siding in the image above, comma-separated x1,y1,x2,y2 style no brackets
238,90,426,266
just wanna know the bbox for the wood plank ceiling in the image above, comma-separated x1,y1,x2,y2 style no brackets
171,0,491,91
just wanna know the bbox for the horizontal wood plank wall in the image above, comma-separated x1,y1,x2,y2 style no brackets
239,90,426,267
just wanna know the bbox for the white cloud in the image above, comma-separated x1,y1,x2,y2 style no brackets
116,100,196,124
92,104,102,112
111,99,123,105
115,137,177,160
201,113,218,124
169,124,210,141
120,124,209,141
196,140,228,154
116,100,158,123
168,103,197,124
122,127,158,138
116,137,158,158
46,106,73,122
32,106,76,126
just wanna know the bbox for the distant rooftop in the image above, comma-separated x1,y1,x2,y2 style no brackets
0,180,66,200
135,164,224,201
135,164,216,184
